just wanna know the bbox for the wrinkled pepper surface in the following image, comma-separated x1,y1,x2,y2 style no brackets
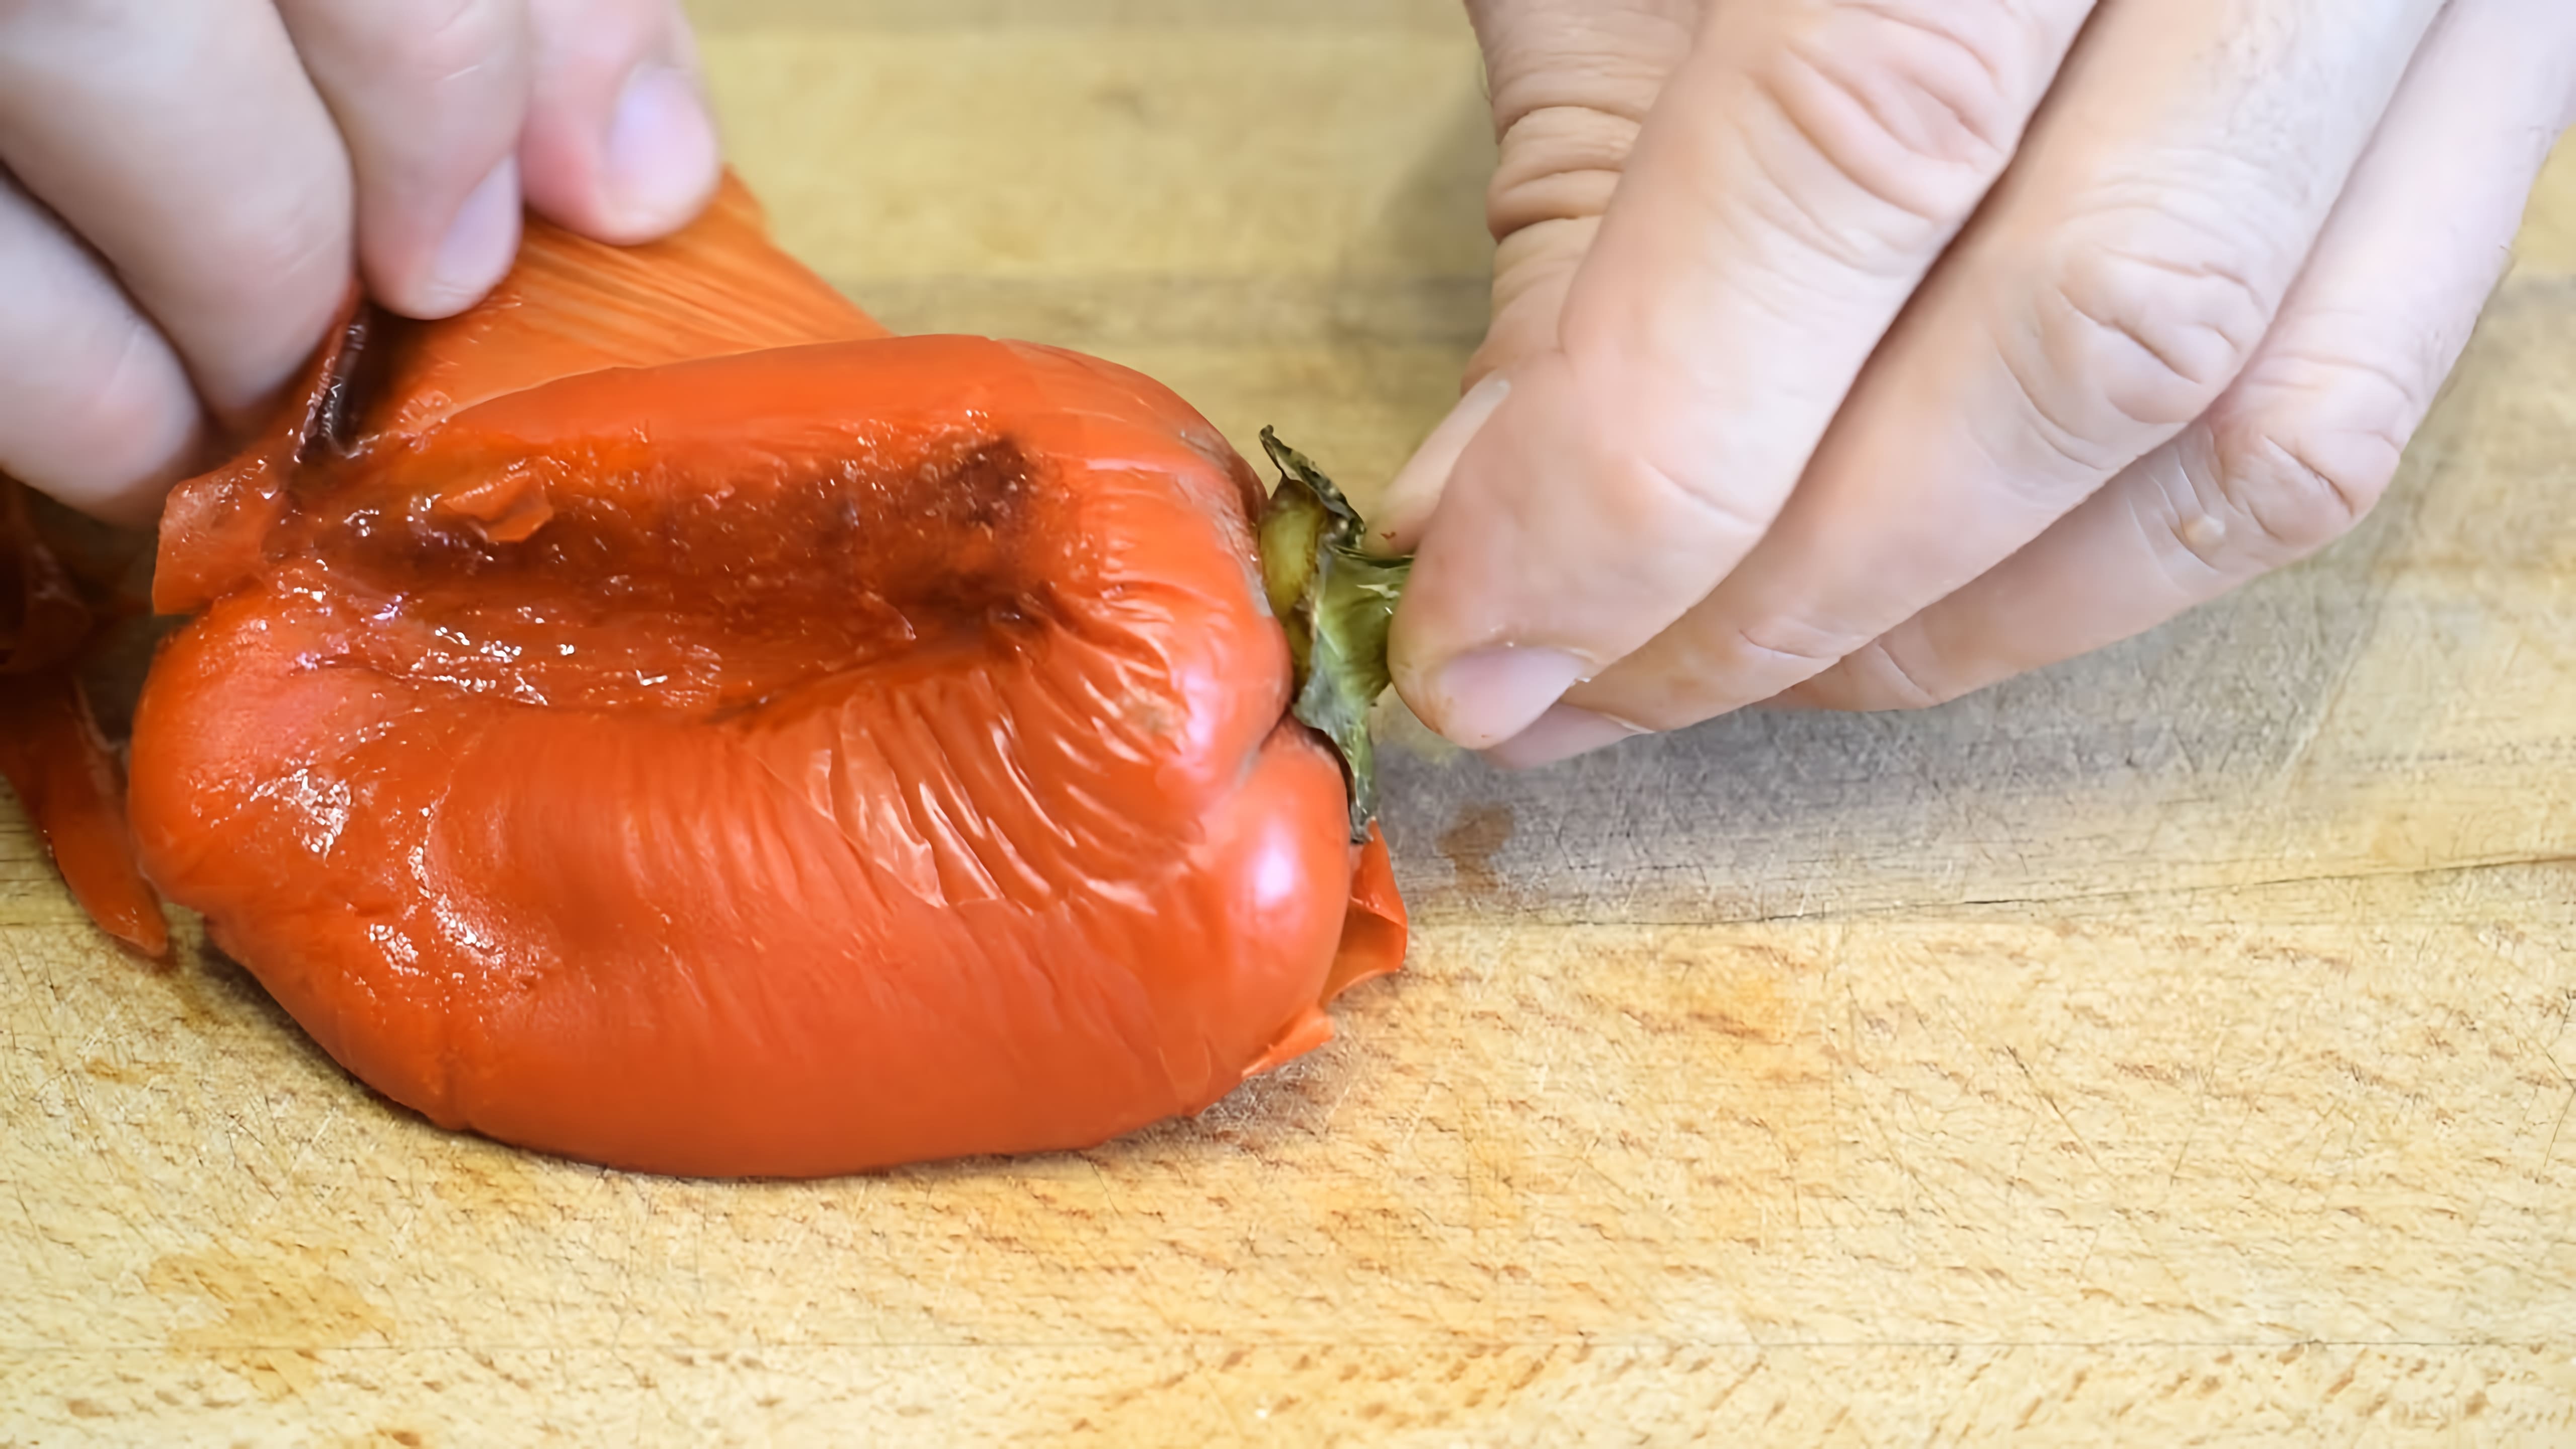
96,177,1405,1176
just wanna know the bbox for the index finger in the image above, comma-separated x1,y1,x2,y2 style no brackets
0,0,352,425
1389,0,2096,748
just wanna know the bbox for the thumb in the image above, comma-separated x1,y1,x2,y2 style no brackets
1366,0,1697,556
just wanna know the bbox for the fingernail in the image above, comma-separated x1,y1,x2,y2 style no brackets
1425,645,1587,750
1371,371,1511,555
419,156,522,318
603,65,719,238
1482,703,1646,771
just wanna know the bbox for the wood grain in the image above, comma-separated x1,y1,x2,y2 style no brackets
7,4,2576,1442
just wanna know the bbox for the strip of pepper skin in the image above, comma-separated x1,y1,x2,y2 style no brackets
1,479,168,959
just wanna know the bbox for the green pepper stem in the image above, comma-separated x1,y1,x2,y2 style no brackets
1255,428,1410,843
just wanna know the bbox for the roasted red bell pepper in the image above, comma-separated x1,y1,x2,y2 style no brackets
121,178,1406,1176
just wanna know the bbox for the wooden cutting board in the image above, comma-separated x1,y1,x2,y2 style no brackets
8,3,2576,1441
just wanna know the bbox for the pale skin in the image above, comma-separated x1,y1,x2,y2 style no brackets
8,2,2572,765
1386,0,2576,764
0,0,718,526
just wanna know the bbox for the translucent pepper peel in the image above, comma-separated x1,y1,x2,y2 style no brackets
0,479,168,959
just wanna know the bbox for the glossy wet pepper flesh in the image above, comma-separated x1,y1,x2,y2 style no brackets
126,179,1405,1176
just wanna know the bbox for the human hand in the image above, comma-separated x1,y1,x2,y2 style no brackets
0,0,719,526
1381,0,2576,765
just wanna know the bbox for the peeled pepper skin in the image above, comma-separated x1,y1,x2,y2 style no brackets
127,178,1404,1177
0,480,168,959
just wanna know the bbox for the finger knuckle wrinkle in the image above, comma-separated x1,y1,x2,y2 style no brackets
374,0,520,93
1630,450,1772,543
2026,244,2273,432
1489,106,1640,237
2213,414,2404,556
1480,5,1688,134
1754,2,2032,225
1732,615,1859,674
1844,638,1953,709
